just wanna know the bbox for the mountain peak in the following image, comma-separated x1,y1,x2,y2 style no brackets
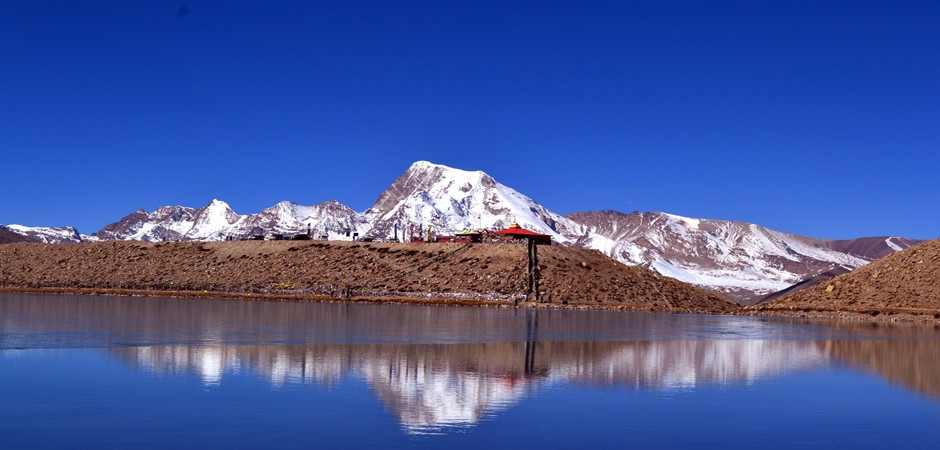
408,160,439,171
205,199,232,209
185,199,241,240
406,160,488,178
364,160,577,241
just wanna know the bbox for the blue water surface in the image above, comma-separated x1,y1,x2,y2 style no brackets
1,293,938,449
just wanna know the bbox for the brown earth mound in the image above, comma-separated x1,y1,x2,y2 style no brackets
748,238,940,320
0,240,735,313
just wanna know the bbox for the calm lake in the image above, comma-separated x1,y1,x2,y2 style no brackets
1,293,939,449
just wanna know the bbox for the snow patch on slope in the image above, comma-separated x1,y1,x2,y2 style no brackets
885,237,904,252
569,210,890,300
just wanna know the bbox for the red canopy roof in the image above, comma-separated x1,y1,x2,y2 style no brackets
491,223,551,238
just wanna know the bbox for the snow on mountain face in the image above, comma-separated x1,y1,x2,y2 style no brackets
95,206,198,242
97,162,577,243
885,237,904,252
230,200,367,240
3,224,88,244
564,210,918,303
0,226,40,243
184,199,243,241
95,199,367,242
363,161,580,241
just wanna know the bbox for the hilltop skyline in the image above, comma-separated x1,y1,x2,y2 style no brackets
2,2,938,240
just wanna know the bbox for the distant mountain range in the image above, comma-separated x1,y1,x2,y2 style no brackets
1,161,919,302
565,210,917,302
0,224,81,244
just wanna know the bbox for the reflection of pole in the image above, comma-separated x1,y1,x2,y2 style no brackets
524,310,538,374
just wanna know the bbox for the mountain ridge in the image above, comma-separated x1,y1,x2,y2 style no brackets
3,161,921,301
563,209,919,302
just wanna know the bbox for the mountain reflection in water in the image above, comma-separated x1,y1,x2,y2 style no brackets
110,340,827,433
2,293,939,434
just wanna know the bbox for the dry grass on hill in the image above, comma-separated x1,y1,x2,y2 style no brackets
0,240,735,313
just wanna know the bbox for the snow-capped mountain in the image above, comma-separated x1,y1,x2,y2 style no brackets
1,226,40,243
12,160,918,301
1,224,89,244
90,161,582,243
93,199,367,242
230,200,366,240
565,210,918,302
94,205,198,242
363,161,581,241
184,199,242,241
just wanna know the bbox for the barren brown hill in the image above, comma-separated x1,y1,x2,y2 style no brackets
0,241,735,312
749,237,940,319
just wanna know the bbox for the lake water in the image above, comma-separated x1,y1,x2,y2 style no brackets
1,293,939,449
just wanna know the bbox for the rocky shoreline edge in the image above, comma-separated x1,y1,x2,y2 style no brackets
2,285,938,326
740,305,940,326
0,285,723,314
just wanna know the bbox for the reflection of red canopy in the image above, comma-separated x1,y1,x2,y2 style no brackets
492,223,552,244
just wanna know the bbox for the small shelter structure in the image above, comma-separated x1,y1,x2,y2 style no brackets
491,223,552,245
492,222,550,303
454,229,484,243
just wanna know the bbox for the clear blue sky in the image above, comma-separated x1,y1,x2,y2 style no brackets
2,1,938,240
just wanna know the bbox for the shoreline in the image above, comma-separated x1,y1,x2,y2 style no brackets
0,285,722,315
3,285,939,326
739,305,940,326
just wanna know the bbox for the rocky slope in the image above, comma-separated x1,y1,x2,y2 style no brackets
564,210,918,303
750,238,940,318
0,241,735,312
